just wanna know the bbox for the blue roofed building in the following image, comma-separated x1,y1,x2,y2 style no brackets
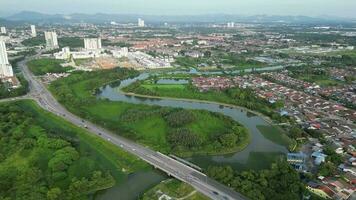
287,152,307,171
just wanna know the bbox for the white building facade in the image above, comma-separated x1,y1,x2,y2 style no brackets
0,27,6,34
45,31,59,49
138,18,145,27
30,25,37,37
0,40,14,77
84,38,102,50
227,22,235,28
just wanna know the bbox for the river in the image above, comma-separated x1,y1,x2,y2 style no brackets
96,71,288,200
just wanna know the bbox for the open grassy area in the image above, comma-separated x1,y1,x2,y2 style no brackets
28,58,73,76
49,68,250,157
126,80,236,105
0,100,148,199
296,74,343,87
142,179,209,200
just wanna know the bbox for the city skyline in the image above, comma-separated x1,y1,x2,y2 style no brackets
0,0,356,18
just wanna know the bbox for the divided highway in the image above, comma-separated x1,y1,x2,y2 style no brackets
18,58,247,200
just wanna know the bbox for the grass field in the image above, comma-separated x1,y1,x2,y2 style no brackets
142,179,209,200
297,74,343,87
28,58,73,76
129,81,236,105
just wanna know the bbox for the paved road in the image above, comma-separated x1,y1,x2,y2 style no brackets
17,57,247,200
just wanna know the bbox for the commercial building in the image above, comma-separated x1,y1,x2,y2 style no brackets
138,18,145,27
54,47,71,60
287,152,306,171
30,25,37,37
54,46,100,60
84,38,102,50
112,47,128,58
0,40,14,78
44,31,59,49
0,27,6,34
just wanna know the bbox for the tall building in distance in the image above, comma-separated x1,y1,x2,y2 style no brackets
0,27,6,34
44,31,59,49
138,18,145,27
84,38,102,50
0,39,14,78
227,22,235,28
30,25,37,37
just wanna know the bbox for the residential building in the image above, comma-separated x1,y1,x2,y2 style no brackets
0,40,14,78
0,27,6,34
84,38,102,50
138,18,145,27
227,22,235,28
44,31,59,49
30,25,37,37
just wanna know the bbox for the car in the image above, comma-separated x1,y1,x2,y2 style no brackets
98,133,102,135
212,191,219,195
107,138,111,141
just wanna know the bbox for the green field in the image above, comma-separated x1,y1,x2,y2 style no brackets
28,58,73,76
294,73,343,87
142,179,209,200
0,100,148,199
49,68,250,157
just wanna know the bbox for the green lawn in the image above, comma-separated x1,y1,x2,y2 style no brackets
142,179,209,200
28,58,73,76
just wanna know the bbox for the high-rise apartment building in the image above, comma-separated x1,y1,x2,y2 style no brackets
45,31,59,49
31,25,37,37
0,40,14,77
227,22,235,28
0,27,6,34
84,38,102,50
138,18,145,27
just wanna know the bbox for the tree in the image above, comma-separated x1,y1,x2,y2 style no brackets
219,133,238,148
47,188,61,200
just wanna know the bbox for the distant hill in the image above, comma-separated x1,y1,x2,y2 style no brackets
5,11,356,24
0,17,24,26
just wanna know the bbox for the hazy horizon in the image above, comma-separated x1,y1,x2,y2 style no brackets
0,0,355,18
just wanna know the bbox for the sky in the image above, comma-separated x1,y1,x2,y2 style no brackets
0,0,355,18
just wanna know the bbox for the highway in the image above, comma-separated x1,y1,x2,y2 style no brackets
17,57,247,200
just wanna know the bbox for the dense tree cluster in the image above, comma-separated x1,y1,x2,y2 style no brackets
207,160,303,200
0,103,115,199
164,110,195,127
0,75,29,99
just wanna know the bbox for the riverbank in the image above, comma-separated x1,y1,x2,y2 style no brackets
122,91,275,124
